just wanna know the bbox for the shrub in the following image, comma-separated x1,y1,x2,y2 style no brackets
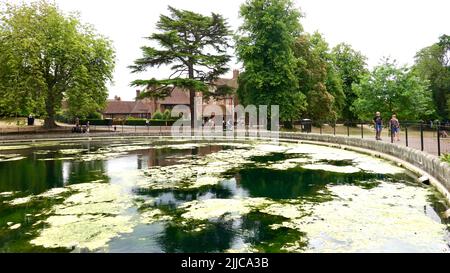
125,119,147,126
79,119,112,126
78,118,178,127
163,109,172,120
87,112,102,119
126,116,145,121
152,111,163,120
442,154,450,164
55,111,73,124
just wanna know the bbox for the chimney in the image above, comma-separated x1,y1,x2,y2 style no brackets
114,95,121,101
136,90,141,100
233,69,240,80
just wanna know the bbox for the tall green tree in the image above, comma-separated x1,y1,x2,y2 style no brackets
0,0,115,127
331,43,368,122
130,6,232,128
414,35,450,120
294,32,344,122
352,58,435,121
235,0,306,128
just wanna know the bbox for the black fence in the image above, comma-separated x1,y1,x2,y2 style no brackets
296,120,449,156
1,118,448,157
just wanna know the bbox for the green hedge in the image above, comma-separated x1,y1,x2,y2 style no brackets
124,119,146,126
80,119,177,126
124,118,177,126
80,119,113,126
148,119,176,126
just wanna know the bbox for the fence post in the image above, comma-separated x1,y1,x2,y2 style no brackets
405,124,408,147
320,123,322,135
437,121,441,157
361,122,364,139
420,121,424,151
347,122,350,137
333,120,336,136
390,120,394,143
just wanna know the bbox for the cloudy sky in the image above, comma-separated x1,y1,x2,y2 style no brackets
11,0,450,100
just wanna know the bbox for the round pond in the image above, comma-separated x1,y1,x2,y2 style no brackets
0,138,449,252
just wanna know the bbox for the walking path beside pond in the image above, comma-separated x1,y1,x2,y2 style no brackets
0,124,448,157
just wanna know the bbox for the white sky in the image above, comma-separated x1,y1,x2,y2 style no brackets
9,0,450,100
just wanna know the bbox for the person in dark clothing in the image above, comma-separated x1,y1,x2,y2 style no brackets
373,112,383,140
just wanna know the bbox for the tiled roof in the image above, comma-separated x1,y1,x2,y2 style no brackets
153,76,238,105
104,100,152,114
131,100,154,113
214,78,238,89
158,88,191,105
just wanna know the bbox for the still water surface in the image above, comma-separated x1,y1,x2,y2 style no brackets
0,139,449,252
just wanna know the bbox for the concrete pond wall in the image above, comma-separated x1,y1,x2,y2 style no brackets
277,132,450,201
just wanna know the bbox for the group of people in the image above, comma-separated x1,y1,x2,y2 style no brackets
373,112,400,141
203,117,234,131
373,112,448,141
72,118,90,134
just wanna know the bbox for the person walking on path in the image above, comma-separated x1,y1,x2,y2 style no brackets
373,112,383,140
389,114,400,141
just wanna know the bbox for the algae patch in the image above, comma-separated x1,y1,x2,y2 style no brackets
140,209,173,224
30,215,134,251
285,144,404,174
0,154,26,162
179,198,272,221
268,182,450,253
30,182,136,251
301,164,361,174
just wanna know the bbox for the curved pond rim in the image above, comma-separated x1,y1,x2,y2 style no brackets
1,134,449,205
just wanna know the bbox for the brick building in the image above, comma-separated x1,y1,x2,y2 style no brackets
103,70,239,119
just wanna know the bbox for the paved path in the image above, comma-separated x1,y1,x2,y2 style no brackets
308,125,449,156
1,125,448,156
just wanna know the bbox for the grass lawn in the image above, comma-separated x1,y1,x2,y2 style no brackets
0,117,44,127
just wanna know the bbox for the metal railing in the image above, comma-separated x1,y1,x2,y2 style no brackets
296,120,449,156
0,124,174,136
1,119,449,157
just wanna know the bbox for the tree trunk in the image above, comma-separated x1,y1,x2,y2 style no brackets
283,120,293,129
44,89,58,129
188,64,195,129
189,89,195,129
44,117,57,129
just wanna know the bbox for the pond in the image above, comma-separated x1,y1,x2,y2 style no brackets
0,138,449,253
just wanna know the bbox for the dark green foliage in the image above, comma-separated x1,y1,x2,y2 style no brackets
352,58,435,121
163,109,172,120
331,43,368,121
152,111,164,120
130,6,233,127
79,119,112,126
78,118,175,126
235,0,306,125
414,35,450,120
294,32,345,122
0,1,115,128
